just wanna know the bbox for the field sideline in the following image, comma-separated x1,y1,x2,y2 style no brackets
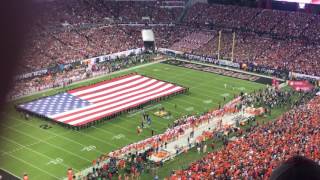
0,61,265,179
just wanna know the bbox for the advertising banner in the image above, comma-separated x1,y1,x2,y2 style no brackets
288,80,314,92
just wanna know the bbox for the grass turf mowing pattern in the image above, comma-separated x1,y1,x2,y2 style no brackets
0,62,265,179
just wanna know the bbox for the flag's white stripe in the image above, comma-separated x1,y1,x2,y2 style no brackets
49,80,165,119
56,84,173,122
69,87,183,125
89,80,162,103
81,77,151,100
71,75,141,96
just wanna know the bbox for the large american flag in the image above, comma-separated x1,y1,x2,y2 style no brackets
18,74,185,126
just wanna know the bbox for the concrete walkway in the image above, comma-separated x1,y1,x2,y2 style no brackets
149,111,251,162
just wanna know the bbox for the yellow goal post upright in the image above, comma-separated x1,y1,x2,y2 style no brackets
231,31,236,62
217,30,236,62
217,30,222,60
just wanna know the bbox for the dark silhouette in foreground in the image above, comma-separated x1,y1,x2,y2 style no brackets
271,156,320,180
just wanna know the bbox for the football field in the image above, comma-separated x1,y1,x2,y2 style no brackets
0,61,265,179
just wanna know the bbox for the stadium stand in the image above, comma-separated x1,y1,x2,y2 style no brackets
13,0,320,102
3,1,320,179
19,2,320,76
170,92,320,179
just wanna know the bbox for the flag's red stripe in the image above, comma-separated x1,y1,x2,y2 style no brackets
82,77,152,100
60,85,177,123
73,88,184,126
55,82,170,120
89,80,160,103
68,74,136,94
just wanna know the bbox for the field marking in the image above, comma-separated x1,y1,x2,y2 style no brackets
1,138,46,156
8,115,125,153
203,100,212,104
221,93,230,97
46,158,63,166
91,126,134,143
5,153,61,179
80,145,96,152
185,107,194,112
0,124,92,163
8,117,108,154
237,87,246,91
163,115,173,120
111,134,125,140
1,136,77,177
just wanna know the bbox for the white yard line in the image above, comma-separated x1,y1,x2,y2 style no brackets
0,124,92,163
0,136,76,171
8,117,113,153
0,135,56,156
5,154,60,179
91,126,133,143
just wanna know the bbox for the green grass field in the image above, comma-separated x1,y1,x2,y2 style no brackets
0,61,266,179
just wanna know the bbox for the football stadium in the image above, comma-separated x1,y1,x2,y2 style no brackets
0,0,320,179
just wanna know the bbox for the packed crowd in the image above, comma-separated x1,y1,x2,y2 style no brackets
34,0,183,28
19,0,188,74
22,2,320,74
170,32,214,53
23,1,320,74
20,25,193,74
178,3,320,76
170,91,319,179
184,3,320,39
180,29,320,76
20,26,143,73
14,24,192,99
14,2,320,99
